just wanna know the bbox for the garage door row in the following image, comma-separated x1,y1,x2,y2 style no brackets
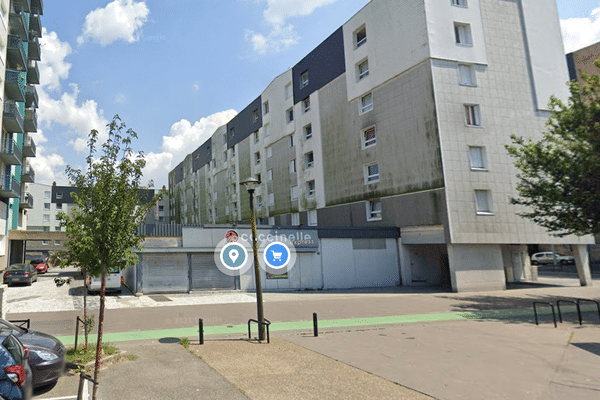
137,253,236,294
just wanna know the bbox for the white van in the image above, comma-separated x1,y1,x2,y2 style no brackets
85,269,123,294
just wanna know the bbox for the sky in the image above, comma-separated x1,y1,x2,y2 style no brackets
28,0,600,188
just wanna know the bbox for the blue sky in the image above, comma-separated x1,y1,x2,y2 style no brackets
30,0,600,187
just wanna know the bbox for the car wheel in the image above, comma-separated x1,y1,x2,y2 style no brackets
531,260,538,265
560,260,568,266
27,279,32,286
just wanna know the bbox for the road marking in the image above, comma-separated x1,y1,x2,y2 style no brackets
39,396,77,400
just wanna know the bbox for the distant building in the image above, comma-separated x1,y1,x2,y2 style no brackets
566,41,600,83
169,0,594,292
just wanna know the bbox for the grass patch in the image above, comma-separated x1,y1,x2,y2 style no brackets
179,337,190,349
66,342,119,366
126,354,138,361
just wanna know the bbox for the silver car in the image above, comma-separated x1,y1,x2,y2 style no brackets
531,252,574,265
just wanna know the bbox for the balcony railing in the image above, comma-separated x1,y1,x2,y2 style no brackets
19,193,33,209
31,0,42,16
0,138,22,166
3,101,24,134
28,35,41,61
0,174,21,199
23,134,36,158
12,0,31,13
27,61,39,85
24,108,37,132
21,166,35,183
5,69,26,102
26,85,38,108
8,9,28,40
7,35,27,70
29,14,41,38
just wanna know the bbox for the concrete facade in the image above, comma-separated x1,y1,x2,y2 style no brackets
169,0,593,292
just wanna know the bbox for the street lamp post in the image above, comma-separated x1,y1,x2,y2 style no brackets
241,177,265,341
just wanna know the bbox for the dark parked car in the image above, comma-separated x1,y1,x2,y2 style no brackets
0,332,32,400
3,265,37,287
0,321,65,390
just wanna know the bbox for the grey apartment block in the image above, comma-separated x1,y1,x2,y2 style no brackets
169,0,594,292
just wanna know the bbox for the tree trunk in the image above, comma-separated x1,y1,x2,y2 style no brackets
91,263,107,400
83,269,88,350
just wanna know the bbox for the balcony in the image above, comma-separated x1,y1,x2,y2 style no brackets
19,193,33,209
12,0,31,14
24,109,37,132
26,85,38,108
22,134,36,158
28,36,41,61
0,174,21,199
7,35,26,71
31,0,43,16
21,166,35,183
27,61,39,85
29,14,42,38
5,69,26,102
8,9,28,40
1,138,22,166
3,102,24,134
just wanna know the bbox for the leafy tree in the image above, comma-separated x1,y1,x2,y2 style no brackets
506,60,600,237
59,115,165,399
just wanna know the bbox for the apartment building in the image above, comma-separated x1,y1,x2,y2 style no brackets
0,0,42,266
169,0,594,292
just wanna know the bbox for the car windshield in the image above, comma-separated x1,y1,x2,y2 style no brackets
0,320,25,337
8,264,28,271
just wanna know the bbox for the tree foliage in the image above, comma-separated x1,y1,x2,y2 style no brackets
506,60,600,237
58,115,165,398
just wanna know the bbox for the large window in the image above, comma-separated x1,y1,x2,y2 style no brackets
358,59,369,80
286,108,294,123
289,159,297,173
305,152,314,169
451,0,467,6
458,64,476,86
304,124,313,140
362,126,376,148
254,151,261,165
355,26,367,48
303,97,311,113
365,162,380,183
475,190,493,214
366,200,382,221
469,146,487,170
464,104,481,126
360,93,373,114
300,71,309,88
454,23,472,46
307,180,316,197
285,83,292,99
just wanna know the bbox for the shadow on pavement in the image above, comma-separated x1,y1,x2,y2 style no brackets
571,342,600,357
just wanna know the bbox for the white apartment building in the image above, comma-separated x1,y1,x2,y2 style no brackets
169,0,594,292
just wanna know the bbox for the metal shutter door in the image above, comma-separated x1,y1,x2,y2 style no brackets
191,253,235,290
141,253,189,294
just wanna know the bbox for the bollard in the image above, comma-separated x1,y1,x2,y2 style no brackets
313,312,318,337
199,318,204,345
74,318,80,351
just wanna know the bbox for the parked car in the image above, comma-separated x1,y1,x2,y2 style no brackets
86,269,123,294
32,264,47,275
0,320,65,391
3,265,37,287
0,332,32,400
531,252,575,265
27,260,43,268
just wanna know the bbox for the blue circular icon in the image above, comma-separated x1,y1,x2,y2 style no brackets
220,242,248,271
263,242,290,270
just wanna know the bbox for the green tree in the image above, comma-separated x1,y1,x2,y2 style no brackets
506,60,600,237
59,115,165,399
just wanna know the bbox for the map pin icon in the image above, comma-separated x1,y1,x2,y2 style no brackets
229,249,239,263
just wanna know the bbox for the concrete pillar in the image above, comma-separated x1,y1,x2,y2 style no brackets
398,240,412,287
573,244,593,286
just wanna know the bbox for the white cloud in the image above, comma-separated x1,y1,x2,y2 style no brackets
39,28,73,92
27,130,69,185
247,0,336,54
77,0,150,47
561,7,600,53
142,110,238,186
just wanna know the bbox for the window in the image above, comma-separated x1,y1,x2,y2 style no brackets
291,213,300,226
255,151,261,165
54,240,61,246
285,83,292,99
255,173,262,182
253,109,259,123
307,180,316,197
356,26,367,47
289,159,297,173
263,101,269,115
469,146,487,170
43,215,50,223
230,127,235,139
360,93,373,113
44,191,50,199
42,240,49,245
256,196,263,208
266,146,273,158
290,134,295,147
268,193,275,206
458,64,476,86
254,130,259,143
464,104,481,126
303,97,310,112
291,185,298,200
365,162,380,183
300,71,309,88
267,169,273,181
362,126,376,148
304,124,313,140
286,108,294,123
264,123,270,136
269,217,275,225
56,192,63,199
475,190,493,214
451,0,467,6
366,200,382,221
44,202,50,210
358,59,369,80
305,152,314,169
454,23,472,46
308,210,317,226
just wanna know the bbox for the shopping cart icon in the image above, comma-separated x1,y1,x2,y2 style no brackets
271,251,282,261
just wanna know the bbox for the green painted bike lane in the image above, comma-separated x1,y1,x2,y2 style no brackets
56,304,584,345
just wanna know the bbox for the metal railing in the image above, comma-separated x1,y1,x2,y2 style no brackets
248,318,271,343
